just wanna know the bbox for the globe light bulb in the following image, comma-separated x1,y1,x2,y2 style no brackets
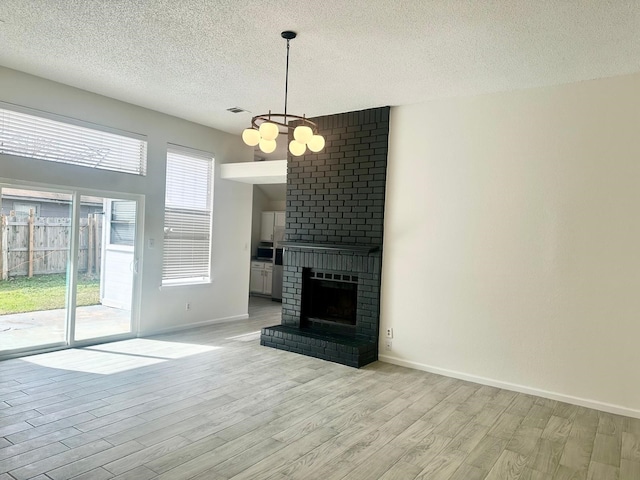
293,125,313,144
259,138,277,153
242,128,260,146
307,134,325,152
259,122,279,141
289,140,306,156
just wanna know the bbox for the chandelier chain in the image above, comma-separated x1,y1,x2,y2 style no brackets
284,38,290,124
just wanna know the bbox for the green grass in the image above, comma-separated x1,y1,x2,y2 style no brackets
0,273,100,315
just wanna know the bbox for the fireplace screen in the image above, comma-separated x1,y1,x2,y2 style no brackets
301,269,358,327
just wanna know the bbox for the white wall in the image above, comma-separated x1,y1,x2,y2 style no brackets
0,67,254,334
382,72,640,417
268,200,286,211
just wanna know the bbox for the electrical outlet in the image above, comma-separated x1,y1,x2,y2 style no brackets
185,302,191,311
386,328,393,338
385,339,392,350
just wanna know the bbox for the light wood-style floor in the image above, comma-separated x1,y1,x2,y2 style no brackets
1,297,639,480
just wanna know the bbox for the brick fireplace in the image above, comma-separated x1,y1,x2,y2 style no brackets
260,106,389,367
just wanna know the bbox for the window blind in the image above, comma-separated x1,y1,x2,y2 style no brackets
162,146,213,284
110,200,136,246
0,106,147,175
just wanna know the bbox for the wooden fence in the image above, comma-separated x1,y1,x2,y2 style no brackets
0,211,102,280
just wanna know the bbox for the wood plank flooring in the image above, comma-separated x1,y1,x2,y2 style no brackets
0,297,638,479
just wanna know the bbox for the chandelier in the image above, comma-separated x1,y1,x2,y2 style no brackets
242,31,325,157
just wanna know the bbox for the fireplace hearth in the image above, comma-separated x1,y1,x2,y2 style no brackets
260,245,381,367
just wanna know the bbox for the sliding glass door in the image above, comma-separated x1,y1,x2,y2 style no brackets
0,186,73,352
74,196,136,341
0,185,140,356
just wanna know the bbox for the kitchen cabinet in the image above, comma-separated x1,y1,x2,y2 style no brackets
260,211,285,242
263,268,273,296
250,261,273,295
260,212,275,242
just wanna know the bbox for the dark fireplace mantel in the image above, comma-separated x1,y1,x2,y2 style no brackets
279,242,380,254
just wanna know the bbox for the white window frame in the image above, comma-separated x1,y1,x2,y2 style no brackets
162,145,214,286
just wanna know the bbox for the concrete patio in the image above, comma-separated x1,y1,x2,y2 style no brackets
0,305,131,351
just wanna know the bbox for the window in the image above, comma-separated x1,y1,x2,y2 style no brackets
0,104,147,175
109,200,136,246
162,146,213,285
13,202,39,219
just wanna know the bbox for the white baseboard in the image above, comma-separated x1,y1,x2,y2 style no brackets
379,354,640,419
140,314,249,337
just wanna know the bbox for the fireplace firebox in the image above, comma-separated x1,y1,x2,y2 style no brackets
301,269,358,334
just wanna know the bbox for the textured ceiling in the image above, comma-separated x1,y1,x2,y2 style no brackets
1,0,640,141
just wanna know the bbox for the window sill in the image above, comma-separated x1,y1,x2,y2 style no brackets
105,244,135,252
159,279,212,290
